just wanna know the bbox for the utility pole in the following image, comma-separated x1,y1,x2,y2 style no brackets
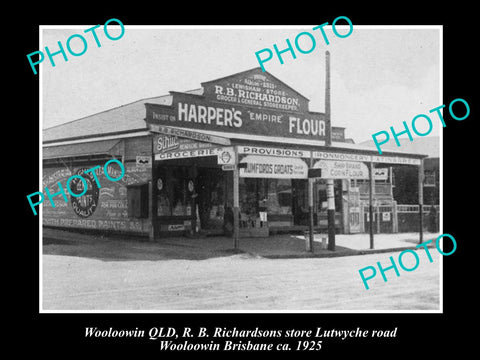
325,50,335,251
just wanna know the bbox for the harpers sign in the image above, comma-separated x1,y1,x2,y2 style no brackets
145,68,329,142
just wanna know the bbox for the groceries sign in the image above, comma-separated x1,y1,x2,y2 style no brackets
145,68,329,142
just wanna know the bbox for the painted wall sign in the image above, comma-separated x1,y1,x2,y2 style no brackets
145,68,328,142
313,160,369,179
239,155,308,179
201,68,309,113
174,96,326,141
42,163,150,234
70,167,100,218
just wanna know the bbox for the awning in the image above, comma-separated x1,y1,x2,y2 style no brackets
43,139,121,160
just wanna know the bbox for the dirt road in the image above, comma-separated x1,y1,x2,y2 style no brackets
42,250,440,311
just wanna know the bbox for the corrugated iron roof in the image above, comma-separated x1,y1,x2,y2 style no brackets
43,94,172,143
358,136,440,158
43,139,121,159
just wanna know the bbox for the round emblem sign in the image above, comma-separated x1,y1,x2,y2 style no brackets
70,168,100,218
220,150,232,164
157,178,163,191
188,180,194,192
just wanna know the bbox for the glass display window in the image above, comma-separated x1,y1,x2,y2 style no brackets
156,166,189,217
267,179,292,215
239,178,294,217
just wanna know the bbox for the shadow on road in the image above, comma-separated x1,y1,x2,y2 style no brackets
43,234,249,261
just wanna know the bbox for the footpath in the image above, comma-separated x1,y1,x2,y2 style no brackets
42,227,439,261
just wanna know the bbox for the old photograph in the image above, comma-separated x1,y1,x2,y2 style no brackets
38,25,442,312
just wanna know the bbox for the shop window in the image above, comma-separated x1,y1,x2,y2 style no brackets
239,178,262,216
266,179,292,215
156,166,190,217
197,168,226,230
156,177,170,216
127,183,148,218
424,170,436,187
292,179,309,225
171,167,188,216
239,178,293,216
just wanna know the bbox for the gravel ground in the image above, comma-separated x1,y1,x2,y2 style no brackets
41,229,441,311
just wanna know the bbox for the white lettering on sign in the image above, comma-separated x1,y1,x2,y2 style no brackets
155,147,233,161
239,155,308,179
288,116,326,137
156,135,180,153
248,110,283,124
177,102,242,128
167,224,185,231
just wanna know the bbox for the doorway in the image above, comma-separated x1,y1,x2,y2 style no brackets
196,167,228,234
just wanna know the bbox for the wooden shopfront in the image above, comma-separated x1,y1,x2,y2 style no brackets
144,67,335,238
42,66,426,243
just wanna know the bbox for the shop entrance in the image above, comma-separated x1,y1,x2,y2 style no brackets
154,155,231,237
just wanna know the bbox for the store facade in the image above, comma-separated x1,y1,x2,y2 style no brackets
42,67,426,240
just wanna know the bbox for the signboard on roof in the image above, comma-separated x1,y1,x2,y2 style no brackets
145,68,329,142
201,68,309,113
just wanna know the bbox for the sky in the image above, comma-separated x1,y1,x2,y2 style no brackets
41,25,441,144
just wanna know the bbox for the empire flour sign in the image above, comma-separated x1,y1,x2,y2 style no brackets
145,68,329,142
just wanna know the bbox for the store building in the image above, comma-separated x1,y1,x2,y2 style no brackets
42,67,427,240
